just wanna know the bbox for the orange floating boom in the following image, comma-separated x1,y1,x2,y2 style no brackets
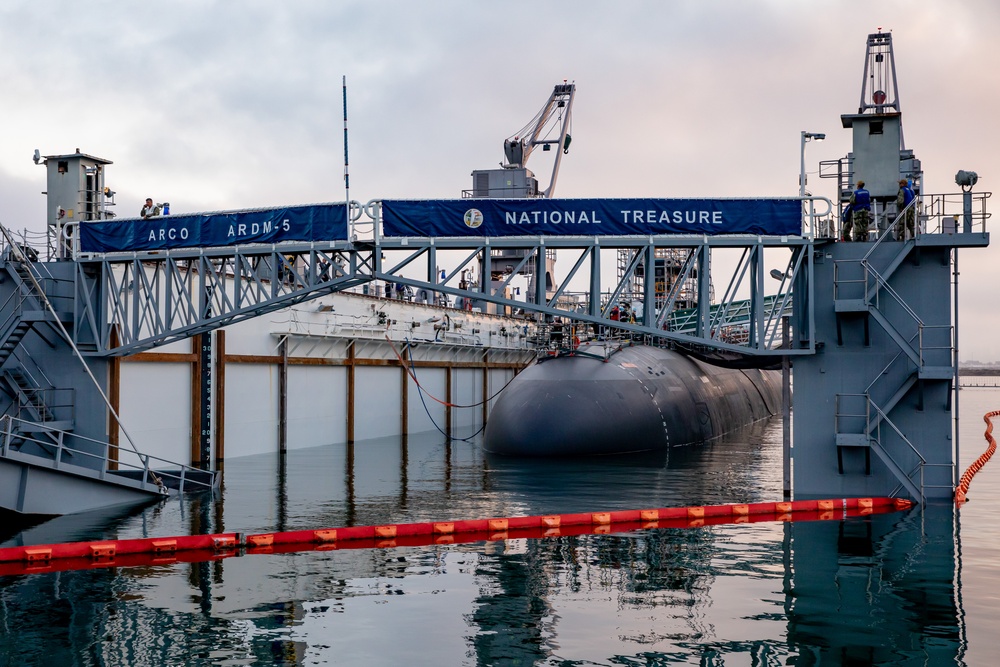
0,497,912,577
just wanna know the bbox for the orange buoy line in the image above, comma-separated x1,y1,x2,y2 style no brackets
955,410,1000,503
0,497,911,577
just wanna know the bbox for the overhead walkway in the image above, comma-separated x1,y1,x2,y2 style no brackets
64,197,827,358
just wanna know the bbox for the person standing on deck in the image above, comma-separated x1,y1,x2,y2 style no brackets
896,178,916,240
140,198,159,219
848,180,871,242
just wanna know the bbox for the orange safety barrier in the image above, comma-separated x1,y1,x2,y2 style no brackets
0,497,913,577
955,410,1000,503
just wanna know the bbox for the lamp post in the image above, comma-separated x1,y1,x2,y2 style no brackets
799,131,826,197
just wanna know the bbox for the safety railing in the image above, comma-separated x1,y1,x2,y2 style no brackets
835,393,870,438
868,398,926,503
0,414,215,495
921,191,991,234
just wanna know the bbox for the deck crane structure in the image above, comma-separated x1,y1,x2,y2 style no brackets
467,82,575,199
462,82,576,310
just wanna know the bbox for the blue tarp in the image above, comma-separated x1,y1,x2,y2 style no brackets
78,203,348,253
382,198,802,237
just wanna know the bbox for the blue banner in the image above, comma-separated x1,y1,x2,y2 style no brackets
79,203,348,253
382,198,802,237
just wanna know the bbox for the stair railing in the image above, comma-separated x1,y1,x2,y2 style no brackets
0,414,214,495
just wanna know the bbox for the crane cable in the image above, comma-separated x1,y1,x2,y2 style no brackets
954,410,999,503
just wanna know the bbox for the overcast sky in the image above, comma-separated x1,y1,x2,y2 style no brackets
1,1,997,359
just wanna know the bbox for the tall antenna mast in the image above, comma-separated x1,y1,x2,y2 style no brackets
857,30,904,148
343,75,351,233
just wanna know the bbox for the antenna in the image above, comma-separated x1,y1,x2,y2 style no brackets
342,75,351,236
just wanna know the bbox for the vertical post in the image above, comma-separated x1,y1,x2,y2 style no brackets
215,330,226,471
962,189,973,233
108,326,120,471
535,244,546,308
480,243,491,312
482,351,489,428
953,249,961,486
199,331,213,469
799,131,807,198
589,243,602,317
782,316,792,499
347,340,356,445
343,75,351,239
696,244,711,339
642,243,655,327
445,367,453,438
401,344,409,443
428,246,438,305
278,335,288,455
190,334,203,468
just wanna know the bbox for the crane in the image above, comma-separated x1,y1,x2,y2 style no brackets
467,82,575,199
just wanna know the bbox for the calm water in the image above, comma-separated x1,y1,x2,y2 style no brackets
1,384,999,666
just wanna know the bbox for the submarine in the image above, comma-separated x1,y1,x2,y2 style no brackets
482,342,782,457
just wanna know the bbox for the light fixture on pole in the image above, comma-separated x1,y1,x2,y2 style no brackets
799,131,826,197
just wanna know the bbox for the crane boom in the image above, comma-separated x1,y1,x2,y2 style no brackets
466,82,575,199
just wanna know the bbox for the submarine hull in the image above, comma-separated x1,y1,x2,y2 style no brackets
483,343,781,457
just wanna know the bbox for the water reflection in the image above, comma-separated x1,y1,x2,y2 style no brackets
0,420,969,665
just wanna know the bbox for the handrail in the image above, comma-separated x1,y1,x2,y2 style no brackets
0,414,214,493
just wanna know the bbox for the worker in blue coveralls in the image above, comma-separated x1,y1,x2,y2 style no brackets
896,178,916,240
846,180,871,242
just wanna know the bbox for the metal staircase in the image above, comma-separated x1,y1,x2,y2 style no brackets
0,245,216,516
831,209,953,502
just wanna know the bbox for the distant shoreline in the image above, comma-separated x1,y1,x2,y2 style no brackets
959,368,1000,376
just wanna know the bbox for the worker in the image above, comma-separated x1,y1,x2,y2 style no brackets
140,198,159,219
896,178,916,240
848,180,871,242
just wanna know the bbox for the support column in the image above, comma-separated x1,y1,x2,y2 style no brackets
445,367,453,438
199,331,213,468
401,344,409,444
278,335,288,455
108,326,120,471
589,244,602,317
190,334,203,468
215,330,226,471
782,316,792,499
347,341,356,444
482,350,489,427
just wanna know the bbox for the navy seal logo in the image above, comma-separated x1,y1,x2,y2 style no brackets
463,208,483,229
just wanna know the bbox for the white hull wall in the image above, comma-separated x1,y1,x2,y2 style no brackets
113,291,536,464
287,365,347,448
225,364,280,456
119,362,191,464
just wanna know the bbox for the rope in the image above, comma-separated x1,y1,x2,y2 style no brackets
955,410,999,503
383,334,522,443
384,335,518,409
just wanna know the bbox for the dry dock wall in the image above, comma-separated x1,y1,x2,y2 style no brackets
112,293,535,467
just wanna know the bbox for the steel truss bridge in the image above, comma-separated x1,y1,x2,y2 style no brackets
60,198,830,359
